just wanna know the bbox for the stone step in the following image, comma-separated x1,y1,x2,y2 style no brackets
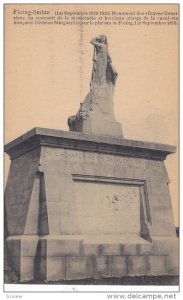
6,236,173,281
19,253,168,281
39,254,168,281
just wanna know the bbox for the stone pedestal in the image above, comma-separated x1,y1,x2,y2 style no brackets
68,86,123,138
4,127,178,282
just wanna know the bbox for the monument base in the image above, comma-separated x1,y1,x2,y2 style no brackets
6,235,178,282
68,117,123,138
68,86,123,138
4,128,178,282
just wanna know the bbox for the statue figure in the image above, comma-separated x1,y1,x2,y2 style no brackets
68,35,123,138
90,35,118,89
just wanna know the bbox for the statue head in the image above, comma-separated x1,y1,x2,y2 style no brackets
99,35,107,44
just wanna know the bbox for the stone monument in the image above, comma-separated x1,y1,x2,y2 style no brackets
5,35,178,283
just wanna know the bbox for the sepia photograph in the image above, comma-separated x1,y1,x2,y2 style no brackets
3,2,179,295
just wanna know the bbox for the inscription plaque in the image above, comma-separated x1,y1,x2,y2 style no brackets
74,181,141,235
42,147,162,170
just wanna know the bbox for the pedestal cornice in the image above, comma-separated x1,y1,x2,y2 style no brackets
4,127,176,161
